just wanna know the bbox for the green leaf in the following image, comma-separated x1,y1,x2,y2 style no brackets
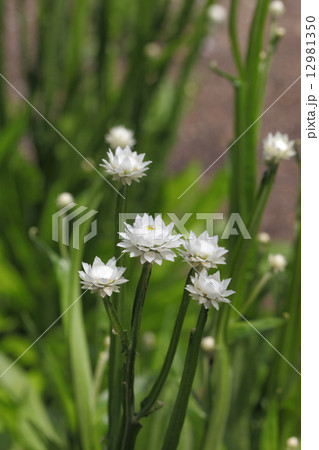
229,317,286,343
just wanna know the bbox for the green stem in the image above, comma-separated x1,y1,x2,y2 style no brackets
114,184,128,258
137,269,194,420
218,165,278,346
108,183,128,449
102,296,129,350
240,272,272,316
117,262,152,450
229,0,244,76
202,343,231,450
210,62,238,84
161,307,208,450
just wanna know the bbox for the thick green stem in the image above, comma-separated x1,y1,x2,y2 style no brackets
108,183,128,449
161,307,208,450
137,269,194,420
202,343,231,450
117,262,152,450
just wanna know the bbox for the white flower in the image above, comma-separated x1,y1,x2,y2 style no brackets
186,269,234,310
263,132,295,164
56,192,74,208
201,336,215,352
207,4,227,25
180,230,227,269
100,146,151,185
79,256,128,298
105,125,136,149
286,436,299,449
269,0,285,19
268,253,287,272
118,214,182,265
258,232,271,244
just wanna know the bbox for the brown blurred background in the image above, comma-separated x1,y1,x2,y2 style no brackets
171,0,300,240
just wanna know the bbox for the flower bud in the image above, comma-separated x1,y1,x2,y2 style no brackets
201,336,216,353
269,1,285,19
207,4,227,26
286,436,299,449
56,192,74,208
105,125,135,149
275,26,286,38
258,232,270,244
268,254,287,273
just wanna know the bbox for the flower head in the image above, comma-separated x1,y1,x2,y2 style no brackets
263,132,295,164
118,214,182,265
180,230,227,269
269,0,285,19
186,269,234,310
105,125,136,149
207,4,227,25
268,253,287,272
79,256,128,298
100,146,151,185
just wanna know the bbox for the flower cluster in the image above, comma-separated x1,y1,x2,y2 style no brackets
179,230,234,311
80,126,235,311
118,214,182,265
263,132,295,165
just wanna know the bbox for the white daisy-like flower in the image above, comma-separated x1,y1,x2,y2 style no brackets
180,230,227,269
78,256,128,298
105,125,136,149
207,4,227,25
263,132,295,164
268,253,287,272
100,146,151,185
269,0,285,19
186,269,234,310
118,214,182,265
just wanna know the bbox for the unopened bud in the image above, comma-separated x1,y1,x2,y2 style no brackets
286,436,299,449
201,336,215,353
258,232,270,244
207,4,227,26
269,1,285,19
56,192,74,208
